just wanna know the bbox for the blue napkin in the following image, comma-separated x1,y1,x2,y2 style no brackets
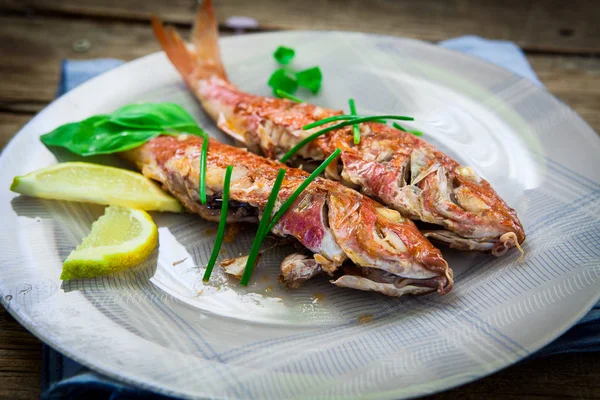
43,36,599,399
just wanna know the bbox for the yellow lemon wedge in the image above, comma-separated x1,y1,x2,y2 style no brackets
61,205,158,280
10,162,182,212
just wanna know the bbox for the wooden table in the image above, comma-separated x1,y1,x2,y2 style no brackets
1,1,599,398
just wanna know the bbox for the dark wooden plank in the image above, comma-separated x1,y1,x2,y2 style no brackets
0,113,34,150
0,15,598,134
3,0,600,54
0,14,172,104
528,54,600,131
0,307,42,400
426,353,600,399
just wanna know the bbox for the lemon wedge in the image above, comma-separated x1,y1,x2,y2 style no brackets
10,162,182,212
61,205,158,280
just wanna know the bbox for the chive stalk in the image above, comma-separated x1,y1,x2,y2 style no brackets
393,122,423,137
203,165,233,282
281,115,413,162
276,89,304,103
241,149,341,285
199,133,209,204
266,149,341,233
240,168,287,286
348,99,360,145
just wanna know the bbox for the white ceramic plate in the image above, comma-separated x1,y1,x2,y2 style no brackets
1,32,599,399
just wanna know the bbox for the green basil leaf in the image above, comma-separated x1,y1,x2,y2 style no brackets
41,115,108,148
296,67,322,94
167,124,205,135
109,102,198,130
41,117,162,156
273,46,295,65
40,103,205,157
268,69,298,96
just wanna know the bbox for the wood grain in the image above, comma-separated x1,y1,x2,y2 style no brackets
0,308,42,400
0,14,599,134
528,54,600,130
0,113,34,150
3,0,600,54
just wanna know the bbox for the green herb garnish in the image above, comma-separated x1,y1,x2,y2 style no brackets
241,168,286,286
280,115,413,162
302,115,358,130
203,165,233,282
268,69,298,97
266,149,341,234
276,89,304,103
273,46,295,65
40,103,203,156
199,133,209,204
241,149,341,285
40,102,212,207
296,67,322,94
393,122,423,137
269,46,322,97
348,99,360,145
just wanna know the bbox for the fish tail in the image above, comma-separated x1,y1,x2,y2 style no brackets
151,0,227,89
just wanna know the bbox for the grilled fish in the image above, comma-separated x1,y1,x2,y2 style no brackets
151,0,525,256
122,135,453,296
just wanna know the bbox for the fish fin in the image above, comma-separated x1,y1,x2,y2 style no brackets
217,113,247,144
151,14,200,88
151,0,227,87
191,0,227,81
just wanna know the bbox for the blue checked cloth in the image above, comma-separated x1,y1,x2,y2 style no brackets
43,37,599,399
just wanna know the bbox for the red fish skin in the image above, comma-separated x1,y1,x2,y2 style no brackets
121,134,453,295
151,0,523,256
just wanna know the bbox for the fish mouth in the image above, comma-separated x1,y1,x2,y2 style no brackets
278,255,454,297
423,229,524,258
331,263,453,297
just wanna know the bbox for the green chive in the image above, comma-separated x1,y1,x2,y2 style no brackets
348,99,360,145
282,115,413,162
267,149,341,234
302,114,359,130
276,89,304,103
240,168,287,286
199,133,209,204
392,122,406,132
240,149,341,285
203,165,233,282
393,122,423,137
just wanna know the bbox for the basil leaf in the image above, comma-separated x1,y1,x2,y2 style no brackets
41,117,162,156
273,46,295,65
110,102,198,130
166,124,205,135
40,103,205,157
268,69,298,96
296,67,322,94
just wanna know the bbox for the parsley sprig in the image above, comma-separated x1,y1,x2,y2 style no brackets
268,46,323,99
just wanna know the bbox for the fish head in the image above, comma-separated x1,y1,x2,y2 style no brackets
327,185,453,296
